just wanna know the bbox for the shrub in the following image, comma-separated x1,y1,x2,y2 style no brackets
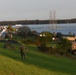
49,47,59,54
37,43,49,52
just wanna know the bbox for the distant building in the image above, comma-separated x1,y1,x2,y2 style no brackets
62,35,76,54
71,41,76,54
71,41,76,50
63,36,76,41
0,26,7,38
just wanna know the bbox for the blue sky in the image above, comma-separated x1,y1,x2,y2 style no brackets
0,0,76,21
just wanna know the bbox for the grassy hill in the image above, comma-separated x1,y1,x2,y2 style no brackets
0,43,76,75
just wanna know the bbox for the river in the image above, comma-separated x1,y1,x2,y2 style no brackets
23,23,76,35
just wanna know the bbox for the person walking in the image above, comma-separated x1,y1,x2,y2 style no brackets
19,45,26,59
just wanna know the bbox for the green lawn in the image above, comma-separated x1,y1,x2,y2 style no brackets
0,43,76,75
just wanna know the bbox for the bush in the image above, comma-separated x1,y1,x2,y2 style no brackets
57,38,71,55
3,42,16,50
21,39,34,44
27,39,33,44
21,39,30,44
37,43,49,52
49,47,59,54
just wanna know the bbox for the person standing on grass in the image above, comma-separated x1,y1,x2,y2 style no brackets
19,45,26,59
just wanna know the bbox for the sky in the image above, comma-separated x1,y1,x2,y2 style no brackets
0,0,76,21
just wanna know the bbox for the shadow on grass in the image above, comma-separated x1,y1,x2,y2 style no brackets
0,46,76,75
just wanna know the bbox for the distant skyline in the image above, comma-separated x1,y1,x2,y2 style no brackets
0,0,76,21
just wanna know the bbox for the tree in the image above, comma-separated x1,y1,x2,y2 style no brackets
7,25,16,33
17,26,31,38
7,25,13,31
36,31,53,46
57,38,71,55
35,31,52,46
56,32,62,39
36,31,54,53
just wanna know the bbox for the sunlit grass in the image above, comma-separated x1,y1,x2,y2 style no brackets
0,43,76,75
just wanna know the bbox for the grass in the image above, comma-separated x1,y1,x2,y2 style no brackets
0,42,76,75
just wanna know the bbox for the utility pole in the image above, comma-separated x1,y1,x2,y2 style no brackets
50,10,57,29
49,11,52,24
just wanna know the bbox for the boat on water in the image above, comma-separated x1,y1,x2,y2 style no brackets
15,24,22,26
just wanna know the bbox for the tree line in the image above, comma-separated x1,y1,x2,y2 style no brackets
0,18,76,25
